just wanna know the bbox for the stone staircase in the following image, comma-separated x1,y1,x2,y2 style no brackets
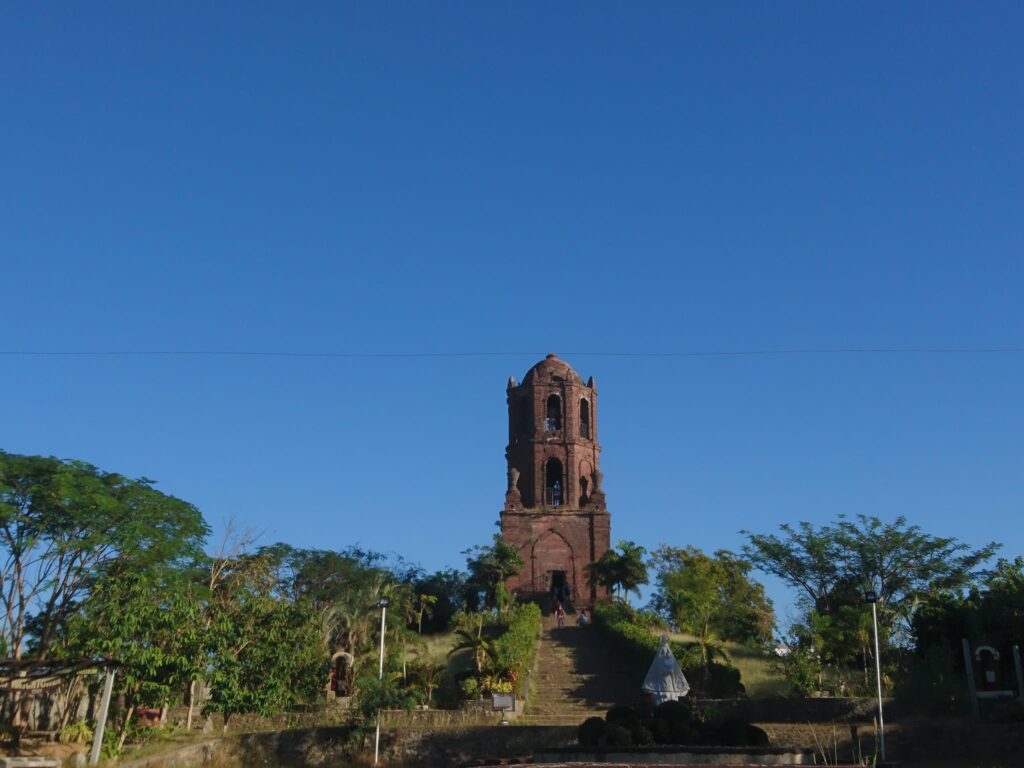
518,612,640,725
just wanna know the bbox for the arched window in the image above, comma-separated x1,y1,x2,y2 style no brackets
545,394,562,432
579,399,591,439
545,457,563,507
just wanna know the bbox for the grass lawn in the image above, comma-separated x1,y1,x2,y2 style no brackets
664,631,791,698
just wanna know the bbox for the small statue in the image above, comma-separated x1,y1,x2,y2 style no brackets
507,467,520,493
592,469,603,492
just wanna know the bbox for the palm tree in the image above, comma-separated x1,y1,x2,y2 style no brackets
616,540,649,605
412,661,444,705
586,540,649,605
447,614,495,675
414,593,437,635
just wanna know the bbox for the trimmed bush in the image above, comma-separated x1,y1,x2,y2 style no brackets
630,723,655,746
492,603,542,695
578,716,608,746
654,699,691,724
606,724,634,747
746,724,771,747
605,704,641,726
580,698,767,749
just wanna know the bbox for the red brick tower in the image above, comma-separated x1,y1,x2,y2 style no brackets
500,354,611,605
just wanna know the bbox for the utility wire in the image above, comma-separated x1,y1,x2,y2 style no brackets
0,348,1022,359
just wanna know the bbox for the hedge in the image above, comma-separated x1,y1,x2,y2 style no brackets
492,602,542,695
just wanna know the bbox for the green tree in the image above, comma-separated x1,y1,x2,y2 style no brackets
447,613,496,676
413,568,469,632
202,551,323,732
464,535,524,612
586,540,648,605
743,515,997,646
413,593,438,635
60,566,204,749
913,556,1024,656
650,546,774,658
0,451,209,660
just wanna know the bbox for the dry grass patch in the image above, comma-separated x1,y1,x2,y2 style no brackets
663,631,790,698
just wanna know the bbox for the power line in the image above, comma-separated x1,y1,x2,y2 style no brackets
0,347,1022,359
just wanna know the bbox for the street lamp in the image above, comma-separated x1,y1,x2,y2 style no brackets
374,597,390,766
864,590,886,763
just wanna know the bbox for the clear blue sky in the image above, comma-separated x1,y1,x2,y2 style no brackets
2,3,1021,627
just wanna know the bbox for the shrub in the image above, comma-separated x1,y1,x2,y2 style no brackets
592,603,661,667
578,716,608,746
605,704,641,726
746,724,771,747
894,646,961,715
606,724,634,747
703,660,744,698
60,720,94,744
492,602,541,695
458,676,480,699
718,717,751,746
651,717,673,744
582,698,766,748
630,723,654,746
653,699,691,725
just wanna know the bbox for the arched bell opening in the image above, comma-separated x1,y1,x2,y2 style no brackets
545,394,562,432
544,457,563,507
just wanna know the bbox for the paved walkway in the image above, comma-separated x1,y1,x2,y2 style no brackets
520,612,640,725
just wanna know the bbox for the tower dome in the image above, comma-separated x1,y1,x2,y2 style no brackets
524,354,584,385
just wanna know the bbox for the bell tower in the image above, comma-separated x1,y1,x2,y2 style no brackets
500,354,611,604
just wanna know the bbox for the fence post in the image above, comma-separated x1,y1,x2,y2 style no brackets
89,666,116,766
961,638,979,720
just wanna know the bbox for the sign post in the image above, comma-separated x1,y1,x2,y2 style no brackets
492,691,515,725
864,590,885,763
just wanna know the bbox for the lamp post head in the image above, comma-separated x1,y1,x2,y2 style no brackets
864,590,878,604
378,597,391,609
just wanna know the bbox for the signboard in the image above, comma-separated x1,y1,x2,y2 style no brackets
491,692,515,713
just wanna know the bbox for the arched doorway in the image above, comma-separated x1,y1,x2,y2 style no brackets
329,651,354,699
532,529,576,605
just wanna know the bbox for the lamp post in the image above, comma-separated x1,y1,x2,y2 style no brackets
374,597,390,766
864,590,886,762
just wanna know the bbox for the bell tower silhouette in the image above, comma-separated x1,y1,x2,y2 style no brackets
500,354,611,604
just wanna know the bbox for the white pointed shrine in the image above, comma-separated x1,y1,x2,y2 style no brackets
642,635,690,704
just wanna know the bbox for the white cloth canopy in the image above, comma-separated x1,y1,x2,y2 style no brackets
641,635,690,704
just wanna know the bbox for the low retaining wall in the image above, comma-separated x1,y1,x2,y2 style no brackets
696,697,894,723
116,725,577,768
535,745,818,765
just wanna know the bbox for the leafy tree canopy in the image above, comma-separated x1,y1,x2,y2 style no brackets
464,535,523,611
913,556,1024,656
649,546,774,648
742,514,997,645
0,450,209,659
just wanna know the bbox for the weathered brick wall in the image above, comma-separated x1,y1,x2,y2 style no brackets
502,510,610,603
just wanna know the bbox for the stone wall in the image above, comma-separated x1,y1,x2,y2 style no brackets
115,725,578,768
697,697,896,724
101,718,1024,768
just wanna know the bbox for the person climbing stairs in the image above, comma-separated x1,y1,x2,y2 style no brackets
519,610,639,725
